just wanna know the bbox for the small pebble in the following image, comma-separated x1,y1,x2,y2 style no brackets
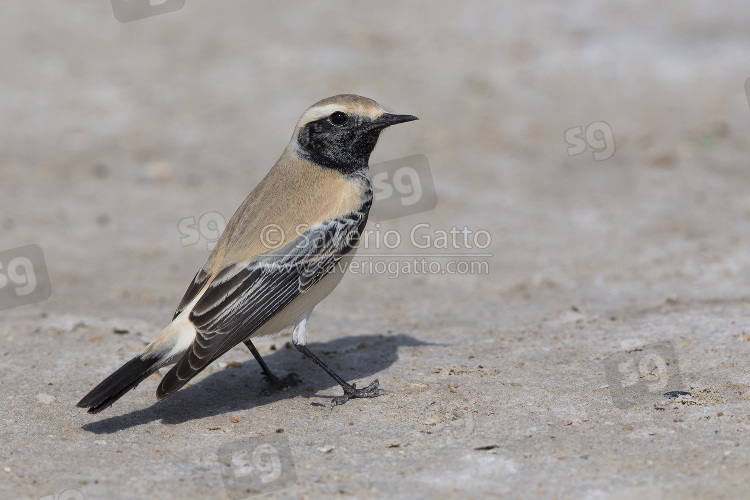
306,386,316,392
36,393,55,404
474,444,499,451
276,428,284,433
317,445,334,453
231,416,239,423
563,420,573,426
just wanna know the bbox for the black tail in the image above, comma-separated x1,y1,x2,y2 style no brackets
77,355,162,414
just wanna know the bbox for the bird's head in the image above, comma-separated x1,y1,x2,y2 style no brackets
292,94,417,174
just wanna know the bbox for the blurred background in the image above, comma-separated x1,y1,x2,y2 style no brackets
2,2,750,498
1,1,748,320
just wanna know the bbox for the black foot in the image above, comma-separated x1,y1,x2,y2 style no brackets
331,379,384,408
260,372,301,396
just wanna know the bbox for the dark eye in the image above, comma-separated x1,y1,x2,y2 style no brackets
329,111,348,125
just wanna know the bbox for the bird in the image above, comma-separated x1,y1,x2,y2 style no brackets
77,94,418,414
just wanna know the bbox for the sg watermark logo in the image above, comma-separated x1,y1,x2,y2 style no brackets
565,121,615,161
369,154,437,222
38,489,85,500
178,211,226,251
111,0,186,23
604,341,685,409
0,244,52,311
218,435,296,499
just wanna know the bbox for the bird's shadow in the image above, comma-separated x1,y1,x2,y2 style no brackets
81,333,429,434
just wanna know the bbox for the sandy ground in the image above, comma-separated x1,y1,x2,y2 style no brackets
1,1,750,499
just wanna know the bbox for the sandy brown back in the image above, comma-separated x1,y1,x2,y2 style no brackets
204,147,370,278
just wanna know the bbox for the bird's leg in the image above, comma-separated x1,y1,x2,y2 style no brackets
291,316,383,407
243,339,300,390
293,342,384,407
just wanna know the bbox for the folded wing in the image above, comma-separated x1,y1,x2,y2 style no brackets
156,207,369,400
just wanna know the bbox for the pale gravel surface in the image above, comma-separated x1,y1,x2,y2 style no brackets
1,2,750,499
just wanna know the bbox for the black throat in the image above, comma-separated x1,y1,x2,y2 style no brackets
296,117,382,174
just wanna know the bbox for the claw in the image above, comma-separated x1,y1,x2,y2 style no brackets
331,379,384,408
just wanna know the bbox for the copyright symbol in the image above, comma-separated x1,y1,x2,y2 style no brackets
260,224,285,249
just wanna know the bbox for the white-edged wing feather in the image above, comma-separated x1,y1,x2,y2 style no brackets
156,205,370,399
